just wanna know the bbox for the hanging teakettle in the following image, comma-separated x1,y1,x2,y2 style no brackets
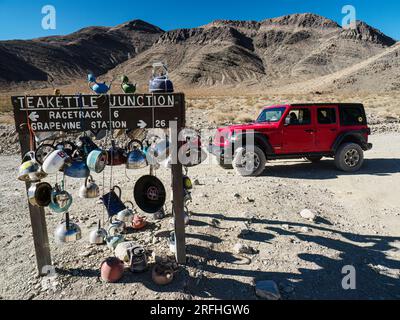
76,136,99,157
101,186,126,217
86,149,107,173
54,212,82,244
64,158,90,178
116,201,136,223
42,149,71,174
145,139,170,165
79,175,100,199
88,74,111,94
18,151,47,182
133,175,166,214
121,75,137,94
128,246,148,273
89,220,108,245
49,183,73,213
126,139,147,169
28,182,52,207
108,216,126,236
107,140,127,166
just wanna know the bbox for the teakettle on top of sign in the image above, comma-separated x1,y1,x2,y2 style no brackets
149,62,174,93
88,74,111,95
121,75,137,94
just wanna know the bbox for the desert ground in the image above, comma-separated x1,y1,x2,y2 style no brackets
0,92,399,300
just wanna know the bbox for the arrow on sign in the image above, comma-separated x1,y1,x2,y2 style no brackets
137,120,147,128
29,112,39,122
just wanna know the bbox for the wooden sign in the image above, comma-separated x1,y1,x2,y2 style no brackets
12,93,185,132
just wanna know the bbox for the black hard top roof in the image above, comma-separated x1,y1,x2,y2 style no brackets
290,103,364,107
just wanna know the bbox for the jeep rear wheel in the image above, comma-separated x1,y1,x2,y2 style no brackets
233,146,266,176
334,143,364,172
306,156,323,163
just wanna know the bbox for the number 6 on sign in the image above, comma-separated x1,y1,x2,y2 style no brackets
114,110,119,118
156,120,166,127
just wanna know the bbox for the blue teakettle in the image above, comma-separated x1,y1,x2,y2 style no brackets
64,158,90,178
88,74,111,94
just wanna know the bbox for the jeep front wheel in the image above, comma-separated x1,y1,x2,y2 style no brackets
334,143,364,172
233,146,266,176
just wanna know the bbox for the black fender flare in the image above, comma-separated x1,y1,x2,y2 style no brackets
331,131,369,152
231,132,274,156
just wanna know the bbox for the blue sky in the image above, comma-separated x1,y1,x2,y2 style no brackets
0,0,399,40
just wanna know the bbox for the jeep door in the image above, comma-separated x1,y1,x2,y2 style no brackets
282,107,315,153
314,106,339,152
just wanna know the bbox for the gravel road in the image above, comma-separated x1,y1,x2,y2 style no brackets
0,133,399,300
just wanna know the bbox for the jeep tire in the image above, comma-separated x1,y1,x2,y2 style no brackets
306,156,323,163
233,146,266,176
334,143,364,172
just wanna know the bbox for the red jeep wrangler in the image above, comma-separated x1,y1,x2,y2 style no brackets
209,103,372,176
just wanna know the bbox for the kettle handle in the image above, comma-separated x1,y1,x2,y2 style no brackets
112,185,122,198
124,201,135,210
127,139,144,152
22,151,36,162
85,175,93,187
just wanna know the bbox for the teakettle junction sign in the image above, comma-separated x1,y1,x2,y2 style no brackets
12,93,184,132
12,93,187,275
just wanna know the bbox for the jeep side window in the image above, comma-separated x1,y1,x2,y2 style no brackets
285,108,311,125
340,105,367,126
317,108,336,124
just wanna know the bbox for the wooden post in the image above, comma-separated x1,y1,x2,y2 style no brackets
18,127,52,276
170,102,186,264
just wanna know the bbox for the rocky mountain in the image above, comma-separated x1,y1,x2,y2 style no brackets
0,20,163,85
0,13,398,93
108,13,397,92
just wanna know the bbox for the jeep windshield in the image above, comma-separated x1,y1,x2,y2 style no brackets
256,107,286,123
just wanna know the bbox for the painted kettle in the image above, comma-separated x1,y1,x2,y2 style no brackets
79,175,100,199
86,149,107,173
126,139,147,169
49,183,73,213
18,151,47,182
42,149,71,174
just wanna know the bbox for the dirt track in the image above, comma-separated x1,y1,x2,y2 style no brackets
0,133,399,300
